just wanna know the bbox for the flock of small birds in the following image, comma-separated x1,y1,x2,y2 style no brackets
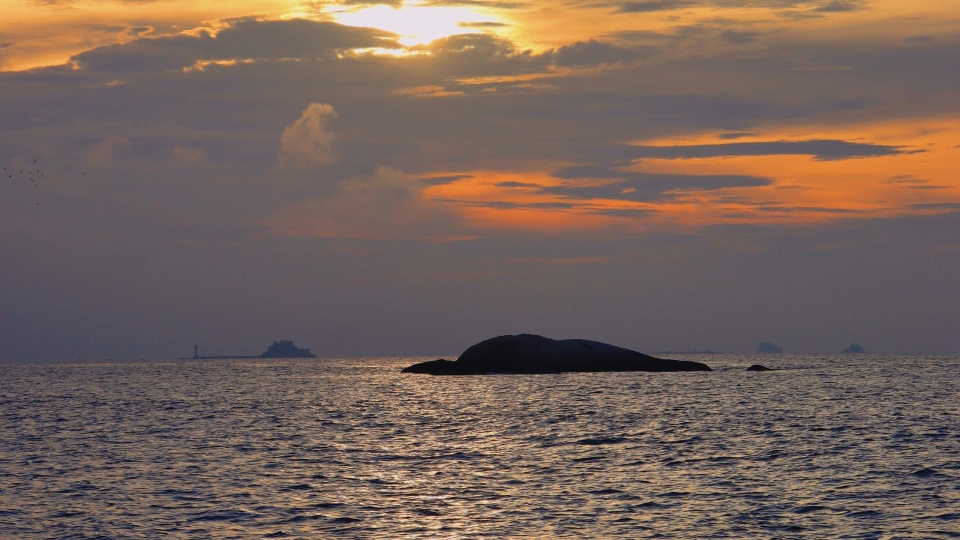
3,157,87,207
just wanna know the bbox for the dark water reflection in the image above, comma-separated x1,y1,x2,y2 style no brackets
1,355,958,537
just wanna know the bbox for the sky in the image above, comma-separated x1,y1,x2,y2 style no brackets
1,0,958,361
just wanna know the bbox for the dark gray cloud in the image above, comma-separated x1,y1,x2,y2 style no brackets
883,174,926,185
541,167,772,202
752,205,859,214
546,40,653,67
484,163,773,203
814,0,860,12
607,23,767,50
720,30,761,44
78,24,129,33
717,132,756,139
773,37,960,96
420,33,518,56
615,0,694,12
437,197,659,218
420,174,474,185
882,175,947,190
495,181,542,188
588,206,657,217
413,34,546,77
73,18,398,72
605,139,913,161
434,198,580,210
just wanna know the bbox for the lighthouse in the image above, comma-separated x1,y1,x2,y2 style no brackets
193,345,198,359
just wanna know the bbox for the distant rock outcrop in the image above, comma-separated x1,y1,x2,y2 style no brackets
843,343,865,354
402,334,712,375
747,364,773,371
757,342,783,354
259,339,315,358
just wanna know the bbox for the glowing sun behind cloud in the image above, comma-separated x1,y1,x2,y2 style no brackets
329,1,504,46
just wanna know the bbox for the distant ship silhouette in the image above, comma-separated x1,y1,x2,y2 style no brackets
181,340,316,359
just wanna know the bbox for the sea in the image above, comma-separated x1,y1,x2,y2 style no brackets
1,354,958,538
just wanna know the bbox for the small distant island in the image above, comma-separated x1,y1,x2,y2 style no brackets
181,339,315,359
757,342,783,354
402,334,712,375
843,343,866,353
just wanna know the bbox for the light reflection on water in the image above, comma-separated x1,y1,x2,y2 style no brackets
1,355,958,537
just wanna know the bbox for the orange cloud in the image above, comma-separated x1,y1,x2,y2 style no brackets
402,117,960,235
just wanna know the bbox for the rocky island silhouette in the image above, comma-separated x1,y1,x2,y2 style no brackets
402,334,712,375
843,343,866,353
757,342,783,354
181,339,315,359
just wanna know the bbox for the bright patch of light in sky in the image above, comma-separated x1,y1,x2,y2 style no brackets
329,1,503,46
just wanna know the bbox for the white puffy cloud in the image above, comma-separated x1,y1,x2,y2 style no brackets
168,145,207,167
86,136,131,169
278,102,338,170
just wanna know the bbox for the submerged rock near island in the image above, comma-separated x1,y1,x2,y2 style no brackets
747,364,773,371
402,334,712,375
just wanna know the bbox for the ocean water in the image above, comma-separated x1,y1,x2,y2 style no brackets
1,355,958,538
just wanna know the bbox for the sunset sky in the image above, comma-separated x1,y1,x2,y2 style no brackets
1,0,958,360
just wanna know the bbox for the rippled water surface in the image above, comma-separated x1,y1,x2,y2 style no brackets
1,355,959,538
